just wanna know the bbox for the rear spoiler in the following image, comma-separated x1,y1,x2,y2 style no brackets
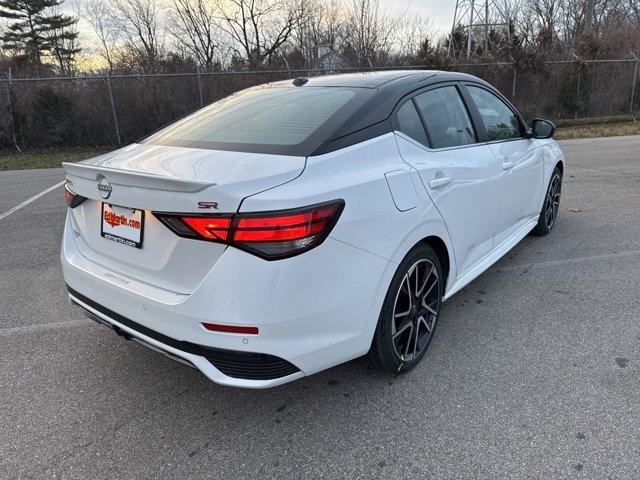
62,162,214,193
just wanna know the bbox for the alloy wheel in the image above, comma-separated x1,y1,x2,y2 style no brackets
544,173,562,229
391,259,440,362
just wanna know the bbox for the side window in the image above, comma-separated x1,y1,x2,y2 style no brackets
414,86,476,149
467,86,521,141
396,100,429,146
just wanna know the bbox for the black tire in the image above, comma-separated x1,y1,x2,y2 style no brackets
531,167,563,236
369,244,443,374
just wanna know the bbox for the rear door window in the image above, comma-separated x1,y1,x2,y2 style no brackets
414,86,477,149
396,100,429,146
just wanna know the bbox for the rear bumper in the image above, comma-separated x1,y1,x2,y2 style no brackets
69,287,303,388
61,211,394,388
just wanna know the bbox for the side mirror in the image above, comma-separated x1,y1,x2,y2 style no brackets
529,118,556,139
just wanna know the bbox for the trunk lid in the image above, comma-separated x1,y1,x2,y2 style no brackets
63,144,306,294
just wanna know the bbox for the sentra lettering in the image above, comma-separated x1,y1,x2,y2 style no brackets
104,210,141,229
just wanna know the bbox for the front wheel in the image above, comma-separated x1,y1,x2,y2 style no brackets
531,167,562,236
369,244,443,374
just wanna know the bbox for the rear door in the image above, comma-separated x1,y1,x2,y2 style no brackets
464,84,544,246
394,84,503,275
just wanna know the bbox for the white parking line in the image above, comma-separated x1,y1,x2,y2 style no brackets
0,180,65,221
0,319,86,338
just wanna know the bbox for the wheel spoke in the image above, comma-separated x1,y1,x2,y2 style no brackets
403,324,414,357
422,274,438,300
418,315,431,334
412,319,421,357
392,274,412,324
413,263,421,297
393,321,412,339
423,300,438,316
403,274,411,295
426,314,435,332
415,265,434,297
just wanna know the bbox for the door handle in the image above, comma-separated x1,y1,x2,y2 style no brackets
501,161,515,171
428,176,453,189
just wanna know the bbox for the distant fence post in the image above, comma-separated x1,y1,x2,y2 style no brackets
631,59,639,116
575,67,581,119
511,62,517,103
4,68,21,152
284,58,291,78
196,65,204,107
105,74,121,146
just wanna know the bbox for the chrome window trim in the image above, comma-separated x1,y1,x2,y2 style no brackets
394,130,492,153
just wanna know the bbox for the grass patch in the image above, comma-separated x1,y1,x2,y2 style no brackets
0,146,115,171
555,121,640,140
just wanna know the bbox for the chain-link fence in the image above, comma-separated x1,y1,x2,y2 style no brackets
1,60,639,151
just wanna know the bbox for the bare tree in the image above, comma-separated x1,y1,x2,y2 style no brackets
394,16,435,62
631,0,640,23
78,0,120,71
216,0,303,67
169,0,223,68
110,0,164,68
292,0,343,66
340,0,400,66
529,0,561,44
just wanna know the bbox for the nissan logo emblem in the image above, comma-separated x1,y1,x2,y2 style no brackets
96,175,112,199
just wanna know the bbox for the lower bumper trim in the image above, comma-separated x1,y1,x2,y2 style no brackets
67,285,300,381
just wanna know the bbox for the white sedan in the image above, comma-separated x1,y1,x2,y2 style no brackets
61,70,564,388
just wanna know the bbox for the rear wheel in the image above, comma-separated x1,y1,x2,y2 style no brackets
531,167,562,236
369,244,443,374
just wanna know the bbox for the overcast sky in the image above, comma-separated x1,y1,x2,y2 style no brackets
69,0,456,36
69,0,456,61
386,0,454,35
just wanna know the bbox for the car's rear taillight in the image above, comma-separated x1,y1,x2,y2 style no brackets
182,216,232,241
64,183,87,208
154,200,344,260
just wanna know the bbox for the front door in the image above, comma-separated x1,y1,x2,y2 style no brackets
465,85,544,245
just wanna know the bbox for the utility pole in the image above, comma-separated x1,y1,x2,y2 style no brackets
584,0,595,36
485,0,489,53
467,0,475,58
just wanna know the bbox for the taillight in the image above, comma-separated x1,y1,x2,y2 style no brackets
154,200,344,260
64,183,87,208
182,216,232,241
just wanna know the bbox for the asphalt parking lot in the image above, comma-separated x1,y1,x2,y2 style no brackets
1,135,639,479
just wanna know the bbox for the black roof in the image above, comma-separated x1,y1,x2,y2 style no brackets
278,69,490,90
145,70,496,157
266,70,492,155
301,70,436,88
272,69,488,89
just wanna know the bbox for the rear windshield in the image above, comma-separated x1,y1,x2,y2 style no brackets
143,86,359,156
